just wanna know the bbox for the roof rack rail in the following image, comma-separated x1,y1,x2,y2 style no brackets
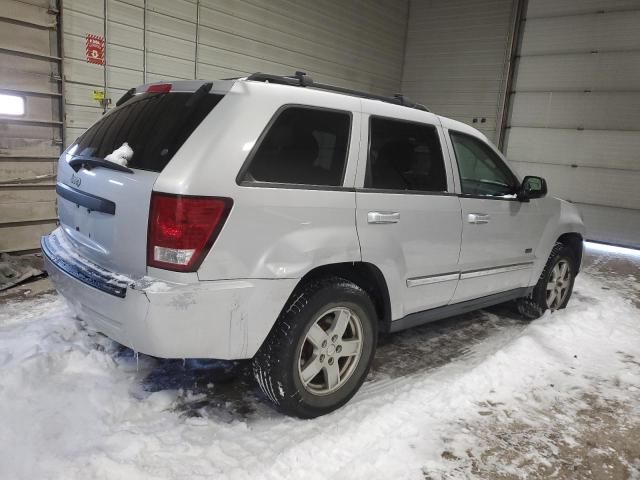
245,71,429,112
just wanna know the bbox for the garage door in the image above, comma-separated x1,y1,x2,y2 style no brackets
0,0,62,253
62,0,409,146
401,0,515,143
504,0,640,248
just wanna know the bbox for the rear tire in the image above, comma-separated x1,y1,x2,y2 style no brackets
252,277,377,418
514,242,577,320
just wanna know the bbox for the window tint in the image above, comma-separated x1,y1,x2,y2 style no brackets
366,117,447,192
450,131,518,196
242,107,350,186
72,92,223,172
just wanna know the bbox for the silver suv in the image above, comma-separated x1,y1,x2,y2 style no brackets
43,72,585,418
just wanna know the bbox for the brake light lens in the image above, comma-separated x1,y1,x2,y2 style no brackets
146,83,172,93
147,192,233,272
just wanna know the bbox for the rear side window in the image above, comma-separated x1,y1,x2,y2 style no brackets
241,106,351,187
70,92,223,172
366,117,447,192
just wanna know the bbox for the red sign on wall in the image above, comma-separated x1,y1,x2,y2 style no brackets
85,34,105,65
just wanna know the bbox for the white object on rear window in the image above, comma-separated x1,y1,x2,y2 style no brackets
104,142,133,167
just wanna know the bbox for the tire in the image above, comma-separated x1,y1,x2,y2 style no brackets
515,242,577,320
252,276,378,418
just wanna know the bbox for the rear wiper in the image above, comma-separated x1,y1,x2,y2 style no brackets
185,82,213,108
116,87,136,107
155,82,214,149
68,155,134,174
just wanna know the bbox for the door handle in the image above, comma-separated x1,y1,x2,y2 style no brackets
467,213,490,224
368,211,400,224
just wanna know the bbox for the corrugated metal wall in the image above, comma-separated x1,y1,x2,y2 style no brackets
504,0,640,248
401,0,515,142
9,0,635,252
0,0,63,253
62,0,409,145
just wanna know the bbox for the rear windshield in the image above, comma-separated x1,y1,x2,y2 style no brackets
70,92,223,172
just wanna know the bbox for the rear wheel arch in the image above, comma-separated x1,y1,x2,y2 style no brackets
291,262,392,333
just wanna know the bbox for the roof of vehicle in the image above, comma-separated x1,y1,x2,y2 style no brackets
237,72,490,143
241,71,429,112
129,73,490,144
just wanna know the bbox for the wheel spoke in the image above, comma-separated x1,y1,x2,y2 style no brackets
306,323,328,349
330,309,351,338
559,262,569,279
547,281,555,291
551,264,560,281
547,289,557,307
339,339,361,357
556,287,565,307
300,355,323,385
324,362,340,390
559,286,567,302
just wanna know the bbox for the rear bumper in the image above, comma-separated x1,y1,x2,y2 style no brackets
42,229,296,359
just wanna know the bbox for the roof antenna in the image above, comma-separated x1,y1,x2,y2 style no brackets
294,71,314,87
393,93,408,105
394,93,429,112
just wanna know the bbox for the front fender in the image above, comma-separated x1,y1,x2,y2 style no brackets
530,197,585,282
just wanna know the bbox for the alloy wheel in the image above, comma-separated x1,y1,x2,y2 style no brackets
546,259,572,310
297,307,363,395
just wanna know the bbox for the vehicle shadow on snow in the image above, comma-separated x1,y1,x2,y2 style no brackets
112,303,531,421
113,346,262,420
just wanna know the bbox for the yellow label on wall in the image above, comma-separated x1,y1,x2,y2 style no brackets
93,90,105,101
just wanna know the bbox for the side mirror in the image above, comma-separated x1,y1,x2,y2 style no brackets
518,176,547,202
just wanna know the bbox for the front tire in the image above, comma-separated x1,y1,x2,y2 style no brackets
515,242,577,320
252,277,377,418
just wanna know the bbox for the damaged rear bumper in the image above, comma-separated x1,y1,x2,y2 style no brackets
42,228,295,359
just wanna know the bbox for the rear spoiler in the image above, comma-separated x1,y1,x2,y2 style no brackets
115,80,235,108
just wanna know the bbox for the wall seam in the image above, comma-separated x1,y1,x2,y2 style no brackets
398,0,411,96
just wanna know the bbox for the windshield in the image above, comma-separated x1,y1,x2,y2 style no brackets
69,92,223,172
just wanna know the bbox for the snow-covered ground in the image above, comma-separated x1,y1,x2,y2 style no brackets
1,249,639,479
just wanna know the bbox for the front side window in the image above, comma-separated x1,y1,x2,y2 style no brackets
450,131,518,197
366,117,447,192
241,107,351,186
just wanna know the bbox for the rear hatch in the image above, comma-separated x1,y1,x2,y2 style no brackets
56,82,226,278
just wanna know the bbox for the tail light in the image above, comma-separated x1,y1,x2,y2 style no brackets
147,192,233,272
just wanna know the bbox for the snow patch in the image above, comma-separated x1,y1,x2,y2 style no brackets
51,228,135,286
142,281,173,293
145,390,179,411
0,273,638,479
